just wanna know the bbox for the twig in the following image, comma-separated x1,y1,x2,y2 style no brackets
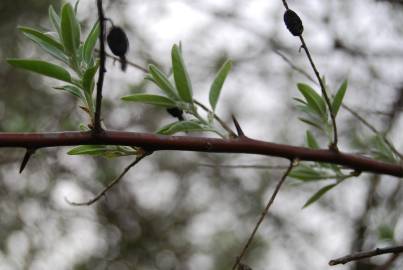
281,0,339,149
329,245,403,266
100,50,148,73
298,36,339,150
65,152,150,206
94,0,106,133
231,159,295,270
274,50,316,85
281,0,289,9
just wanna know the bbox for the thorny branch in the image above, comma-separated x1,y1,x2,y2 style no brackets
231,159,296,270
1,131,403,177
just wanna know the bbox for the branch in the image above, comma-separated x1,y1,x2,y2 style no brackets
329,245,403,266
232,159,295,270
0,131,402,177
94,0,106,132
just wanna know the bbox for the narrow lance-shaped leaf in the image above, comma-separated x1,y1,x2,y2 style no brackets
303,183,338,208
121,94,177,108
171,44,193,103
60,3,80,55
148,64,178,100
209,59,232,111
297,83,327,119
298,117,324,131
289,165,324,181
49,5,61,36
74,0,80,14
18,26,68,63
7,59,72,83
54,85,83,99
82,63,99,95
331,80,348,116
306,130,319,149
157,120,207,135
68,145,109,156
82,21,100,65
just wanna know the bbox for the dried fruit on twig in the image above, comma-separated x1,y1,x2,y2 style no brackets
107,26,129,71
283,9,304,36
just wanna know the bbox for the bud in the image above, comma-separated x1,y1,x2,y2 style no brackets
283,9,304,36
107,26,129,71
166,107,184,121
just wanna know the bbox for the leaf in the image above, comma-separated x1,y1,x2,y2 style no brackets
18,26,68,63
7,59,71,83
332,80,348,116
303,183,337,208
298,117,324,131
82,22,100,65
82,63,99,94
297,83,327,119
74,0,80,14
378,225,394,242
171,44,193,103
306,130,319,149
371,135,397,163
68,145,135,158
60,3,80,55
148,64,178,100
289,165,324,181
121,94,177,108
49,5,61,36
54,85,83,99
209,59,232,111
293,97,307,105
157,120,207,135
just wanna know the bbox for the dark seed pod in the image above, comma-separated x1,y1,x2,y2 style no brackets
283,9,304,36
166,107,184,121
107,26,129,71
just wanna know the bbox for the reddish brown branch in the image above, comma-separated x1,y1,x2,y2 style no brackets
0,131,402,177
329,245,403,266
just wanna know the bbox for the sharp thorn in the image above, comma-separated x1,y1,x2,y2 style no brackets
19,148,36,173
232,115,245,137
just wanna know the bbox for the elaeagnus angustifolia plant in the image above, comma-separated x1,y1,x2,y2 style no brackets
6,1,401,209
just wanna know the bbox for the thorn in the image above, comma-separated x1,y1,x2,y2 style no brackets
232,115,245,137
19,148,36,173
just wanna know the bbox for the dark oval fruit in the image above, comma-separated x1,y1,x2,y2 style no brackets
107,26,129,71
283,9,304,36
107,26,129,56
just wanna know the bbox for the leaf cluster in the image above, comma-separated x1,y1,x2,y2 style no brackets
7,2,100,125
122,44,233,137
